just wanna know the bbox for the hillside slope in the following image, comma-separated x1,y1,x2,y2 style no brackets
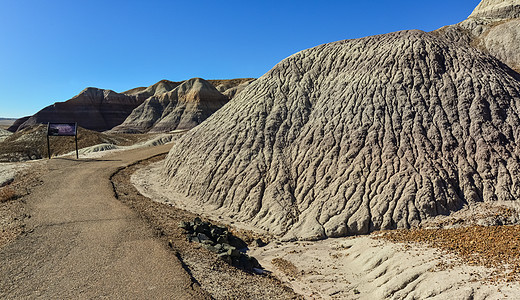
12,88,143,132
111,78,230,133
455,0,520,72
160,29,520,240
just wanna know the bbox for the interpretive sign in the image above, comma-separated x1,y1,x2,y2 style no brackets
46,122,79,159
48,123,77,136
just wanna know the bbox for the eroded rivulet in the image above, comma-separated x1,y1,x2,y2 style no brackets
160,2,520,240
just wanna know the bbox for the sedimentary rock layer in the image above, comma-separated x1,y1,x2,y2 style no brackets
14,88,143,132
161,29,520,240
111,78,229,133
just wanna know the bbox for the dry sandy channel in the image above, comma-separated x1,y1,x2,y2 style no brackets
134,161,520,299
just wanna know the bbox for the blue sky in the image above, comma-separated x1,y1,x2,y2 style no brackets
0,0,480,118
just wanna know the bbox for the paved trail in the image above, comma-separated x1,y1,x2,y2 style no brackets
0,144,208,299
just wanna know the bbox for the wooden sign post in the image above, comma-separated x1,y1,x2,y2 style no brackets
47,123,78,159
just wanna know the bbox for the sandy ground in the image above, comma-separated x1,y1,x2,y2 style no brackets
249,235,520,299
132,161,273,237
1,138,300,299
133,161,520,299
5,134,520,299
0,162,31,187
0,133,176,186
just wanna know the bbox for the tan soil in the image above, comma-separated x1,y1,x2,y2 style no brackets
0,124,158,162
0,163,44,248
379,225,520,282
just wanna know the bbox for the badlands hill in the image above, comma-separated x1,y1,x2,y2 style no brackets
9,78,253,134
0,128,11,142
122,79,182,99
159,3,520,240
111,78,254,133
11,88,143,132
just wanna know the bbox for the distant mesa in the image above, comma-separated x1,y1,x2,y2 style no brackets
10,88,143,132
8,78,254,133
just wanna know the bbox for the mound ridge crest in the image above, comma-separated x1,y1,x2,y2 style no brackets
161,29,520,240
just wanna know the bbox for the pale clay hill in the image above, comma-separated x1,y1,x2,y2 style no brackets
452,0,520,72
158,3,520,240
110,78,253,133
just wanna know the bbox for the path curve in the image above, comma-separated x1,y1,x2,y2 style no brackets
0,144,208,299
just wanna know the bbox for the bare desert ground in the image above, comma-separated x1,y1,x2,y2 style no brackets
133,160,520,299
2,131,520,299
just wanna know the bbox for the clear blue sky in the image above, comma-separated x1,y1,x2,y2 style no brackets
0,0,480,118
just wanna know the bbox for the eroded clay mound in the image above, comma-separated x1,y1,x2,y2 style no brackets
162,30,520,240
122,79,182,99
14,88,143,132
111,78,229,133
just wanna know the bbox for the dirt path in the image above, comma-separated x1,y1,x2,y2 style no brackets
0,144,209,299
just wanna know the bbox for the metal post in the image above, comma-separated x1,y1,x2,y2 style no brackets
46,123,51,159
75,122,78,159
47,135,51,159
75,134,79,159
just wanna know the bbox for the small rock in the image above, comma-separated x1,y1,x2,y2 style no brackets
202,244,218,253
229,235,248,250
197,233,211,241
218,253,232,264
251,238,267,247
179,221,191,230
217,235,229,244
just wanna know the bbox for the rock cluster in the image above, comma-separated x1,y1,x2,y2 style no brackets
179,217,263,272
161,24,520,240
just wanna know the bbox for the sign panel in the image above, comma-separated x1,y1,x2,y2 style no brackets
47,123,77,136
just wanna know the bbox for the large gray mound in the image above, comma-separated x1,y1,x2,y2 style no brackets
161,29,520,240
111,78,229,133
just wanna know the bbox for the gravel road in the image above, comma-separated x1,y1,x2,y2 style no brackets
0,144,209,299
